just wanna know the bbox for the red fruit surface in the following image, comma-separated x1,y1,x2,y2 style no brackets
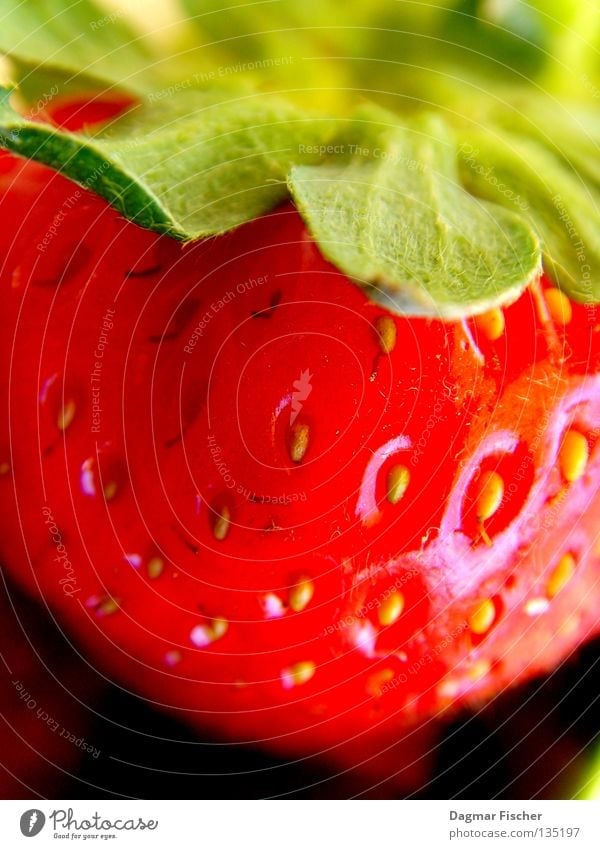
0,575,101,798
0,99,599,782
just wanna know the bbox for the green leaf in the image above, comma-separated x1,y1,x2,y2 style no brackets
176,0,377,113
0,0,597,321
0,86,334,239
0,0,161,92
289,111,541,318
490,97,600,192
576,742,600,799
178,0,600,106
458,127,600,304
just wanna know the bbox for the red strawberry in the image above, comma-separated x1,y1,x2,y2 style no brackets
0,575,101,798
0,96,599,786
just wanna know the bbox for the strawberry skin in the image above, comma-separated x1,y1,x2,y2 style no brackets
0,97,599,783
0,574,101,798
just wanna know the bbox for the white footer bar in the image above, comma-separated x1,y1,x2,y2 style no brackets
0,799,598,848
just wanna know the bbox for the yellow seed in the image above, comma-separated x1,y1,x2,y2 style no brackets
378,591,405,626
11,267,22,289
190,618,228,647
375,315,397,354
0,461,10,476
387,464,410,505
211,618,229,640
103,481,118,501
147,557,164,579
366,668,395,698
558,430,589,483
548,487,568,509
213,506,231,541
468,659,491,681
57,399,76,431
97,597,120,616
437,678,460,701
262,592,285,618
547,552,576,599
475,470,504,521
524,597,550,616
283,660,316,688
289,423,310,463
468,598,496,635
544,288,572,326
474,307,505,342
289,577,314,612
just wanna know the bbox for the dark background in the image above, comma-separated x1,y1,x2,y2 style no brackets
61,637,600,800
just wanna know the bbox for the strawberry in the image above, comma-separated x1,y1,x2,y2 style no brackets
0,574,101,798
0,95,599,786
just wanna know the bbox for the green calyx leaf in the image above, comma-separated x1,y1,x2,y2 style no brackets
0,0,161,92
0,86,334,239
2,0,600,316
289,111,541,318
458,124,600,304
0,82,545,317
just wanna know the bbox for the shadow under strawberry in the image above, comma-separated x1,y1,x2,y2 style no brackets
0,571,103,799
